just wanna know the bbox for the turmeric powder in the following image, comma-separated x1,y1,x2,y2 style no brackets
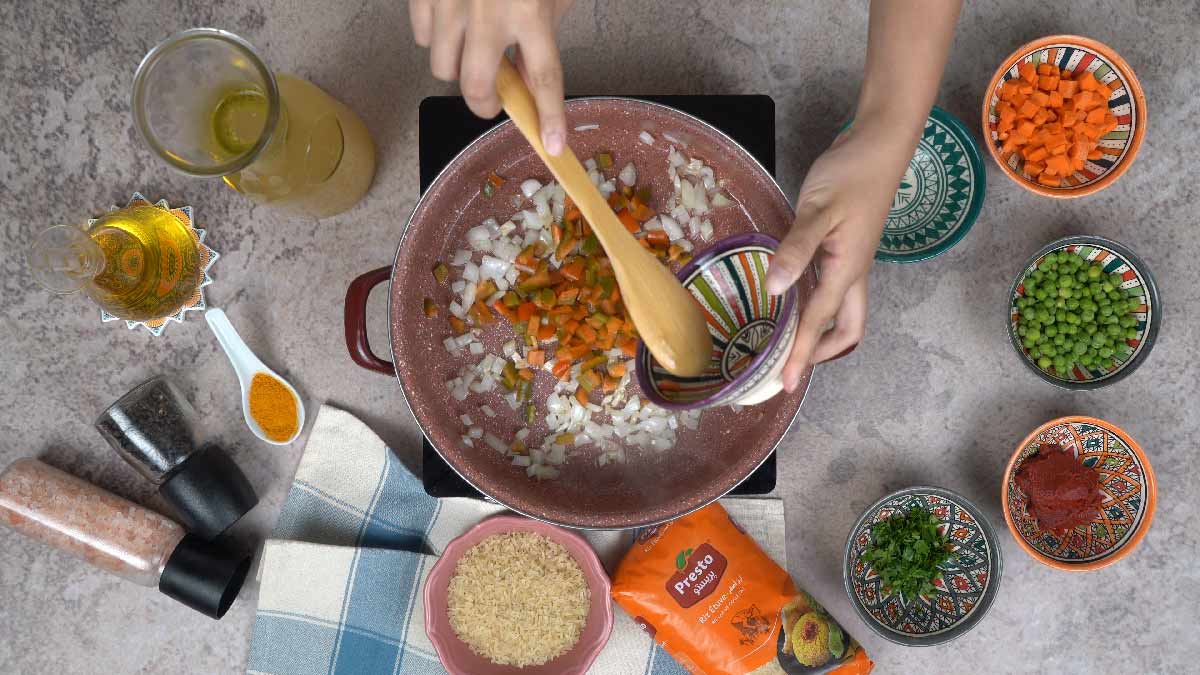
248,373,298,442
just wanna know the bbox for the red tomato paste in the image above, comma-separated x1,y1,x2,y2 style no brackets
1016,445,1102,533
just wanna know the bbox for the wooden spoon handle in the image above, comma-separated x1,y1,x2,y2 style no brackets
495,57,712,376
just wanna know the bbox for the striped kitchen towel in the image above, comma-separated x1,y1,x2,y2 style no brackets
247,404,786,675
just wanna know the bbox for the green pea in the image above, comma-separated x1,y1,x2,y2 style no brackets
1087,265,1102,279
1038,356,1052,369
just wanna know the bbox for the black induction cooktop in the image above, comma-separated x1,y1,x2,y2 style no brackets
418,94,777,500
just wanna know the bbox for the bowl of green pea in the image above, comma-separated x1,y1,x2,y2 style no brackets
1009,235,1160,389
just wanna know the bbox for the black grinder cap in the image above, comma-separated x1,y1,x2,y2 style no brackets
160,444,258,540
159,533,252,619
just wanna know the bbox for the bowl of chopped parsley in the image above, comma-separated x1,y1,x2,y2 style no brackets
843,486,1003,646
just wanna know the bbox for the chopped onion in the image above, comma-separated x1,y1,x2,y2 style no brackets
700,219,714,241
520,179,542,198
573,123,599,131
639,131,655,145
460,414,473,426
468,426,484,439
468,342,484,355
584,158,598,171
462,262,479,283
484,433,506,454
643,216,662,231
663,132,683,146
467,225,491,249
659,215,684,241
515,428,530,441
450,249,471,266
599,179,616,197
448,300,465,318
443,337,458,353
498,220,516,235
619,162,637,186
512,455,532,467
711,191,733,208
479,255,509,280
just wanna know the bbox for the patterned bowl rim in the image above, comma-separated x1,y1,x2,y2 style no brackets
1001,415,1158,572
1006,235,1161,390
874,105,987,264
981,34,1148,198
842,485,1003,647
636,232,798,410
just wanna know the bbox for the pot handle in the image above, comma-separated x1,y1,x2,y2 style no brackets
344,266,394,375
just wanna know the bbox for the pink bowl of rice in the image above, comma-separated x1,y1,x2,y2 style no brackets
424,515,614,674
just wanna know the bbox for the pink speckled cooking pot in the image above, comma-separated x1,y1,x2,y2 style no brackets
344,98,815,529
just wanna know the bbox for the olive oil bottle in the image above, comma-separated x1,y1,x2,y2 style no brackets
29,205,203,322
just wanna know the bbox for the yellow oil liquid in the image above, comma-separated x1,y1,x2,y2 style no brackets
86,206,202,321
209,74,376,218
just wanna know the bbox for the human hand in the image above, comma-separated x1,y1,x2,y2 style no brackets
409,0,574,154
764,120,916,392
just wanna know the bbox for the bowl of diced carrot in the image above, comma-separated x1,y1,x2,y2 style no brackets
983,35,1146,197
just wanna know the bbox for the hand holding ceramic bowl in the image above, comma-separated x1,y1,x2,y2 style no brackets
636,234,802,410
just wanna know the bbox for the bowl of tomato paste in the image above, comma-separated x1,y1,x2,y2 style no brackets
1002,415,1156,571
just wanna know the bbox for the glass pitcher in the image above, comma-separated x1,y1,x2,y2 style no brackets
131,28,376,219
28,206,204,322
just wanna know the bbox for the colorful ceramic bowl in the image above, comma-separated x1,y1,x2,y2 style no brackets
875,106,986,262
1003,416,1156,571
843,486,1002,647
1008,235,1160,389
983,35,1147,197
636,233,799,410
423,515,613,675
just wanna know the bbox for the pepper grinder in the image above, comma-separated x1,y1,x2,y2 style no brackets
95,376,258,539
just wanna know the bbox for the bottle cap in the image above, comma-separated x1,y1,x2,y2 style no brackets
159,445,258,540
159,534,252,619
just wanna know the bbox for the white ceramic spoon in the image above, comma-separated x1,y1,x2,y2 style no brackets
205,308,305,445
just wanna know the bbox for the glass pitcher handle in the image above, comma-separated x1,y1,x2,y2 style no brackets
303,113,345,186
27,225,105,293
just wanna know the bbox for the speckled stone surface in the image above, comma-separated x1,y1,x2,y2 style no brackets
1,1,1196,673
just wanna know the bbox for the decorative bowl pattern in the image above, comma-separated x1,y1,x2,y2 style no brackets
876,106,985,262
637,233,798,410
1002,416,1156,571
983,35,1147,197
844,486,1002,647
1008,235,1160,389
423,515,613,674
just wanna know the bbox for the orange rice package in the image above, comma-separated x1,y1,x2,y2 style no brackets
612,503,873,675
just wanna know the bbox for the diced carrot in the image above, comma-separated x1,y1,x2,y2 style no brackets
1000,80,1021,100
1038,75,1060,92
574,388,589,406
551,360,572,380
1038,173,1061,187
1085,108,1107,125
1030,91,1050,107
1024,161,1046,176
470,300,495,324
1057,79,1078,98
618,337,638,357
617,209,640,233
578,323,597,343
560,261,584,282
538,323,555,340
527,349,545,367
1016,120,1037,138
1018,83,1035,95
492,299,517,321
608,361,627,377
1048,91,1063,108
1018,100,1040,118
518,368,535,381
448,315,468,335
997,102,1017,122
1037,62,1054,76
1087,148,1105,160
645,230,670,246
628,196,655,221
1032,109,1050,125
517,302,536,322
1077,71,1098,90
1046,155,1072,176
1018,61,1037,83
1023,146,1048,162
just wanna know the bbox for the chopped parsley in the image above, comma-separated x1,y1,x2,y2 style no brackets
862,505,955,600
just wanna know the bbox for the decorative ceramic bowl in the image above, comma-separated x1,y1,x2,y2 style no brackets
874,106,986,262
423,515,613,675
843,486,1002,647
636,233,799,410
1008,235,1160,389
982,35,1147,197
1003,416,1156,571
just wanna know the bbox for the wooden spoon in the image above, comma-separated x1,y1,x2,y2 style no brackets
495,57,712,377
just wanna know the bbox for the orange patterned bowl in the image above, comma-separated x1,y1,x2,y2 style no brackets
982,35,1147,197
1002,416,1156,571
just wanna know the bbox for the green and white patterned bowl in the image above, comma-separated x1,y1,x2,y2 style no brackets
867,106,986,263
844,486,1003,647
1008,235,1160,389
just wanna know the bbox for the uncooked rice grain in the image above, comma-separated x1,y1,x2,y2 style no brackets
446,531,590,667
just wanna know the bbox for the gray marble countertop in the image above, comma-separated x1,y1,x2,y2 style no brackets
2,1,1197,673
